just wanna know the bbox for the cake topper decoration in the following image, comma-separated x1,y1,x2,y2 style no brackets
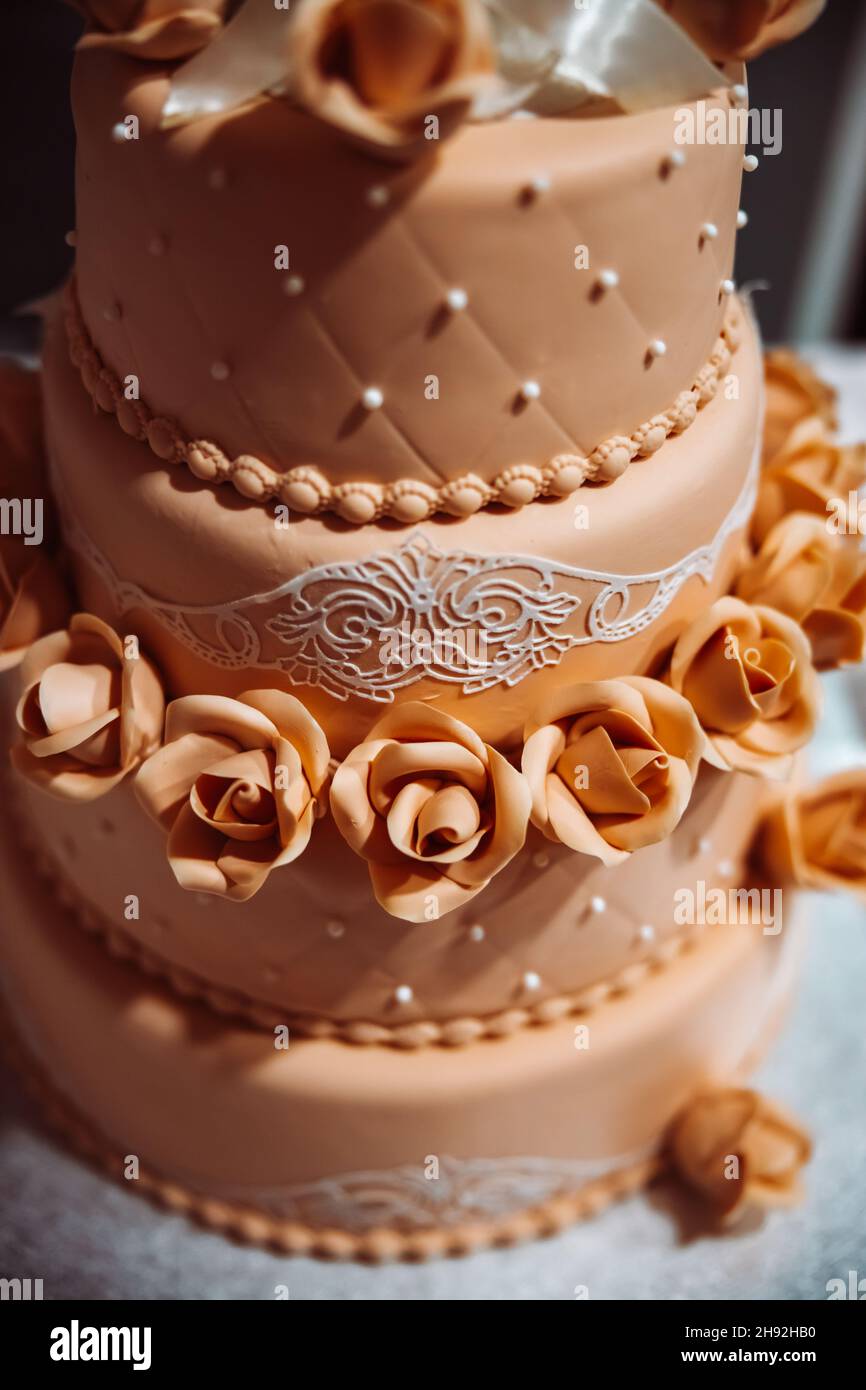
156,0,727,153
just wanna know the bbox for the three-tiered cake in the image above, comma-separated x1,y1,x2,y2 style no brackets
2,0,863,1257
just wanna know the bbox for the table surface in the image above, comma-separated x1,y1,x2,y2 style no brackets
0,344,864,1301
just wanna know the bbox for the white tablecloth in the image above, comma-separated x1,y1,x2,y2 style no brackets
1,346,864,1301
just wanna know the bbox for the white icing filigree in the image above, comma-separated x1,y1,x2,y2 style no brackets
215,1151,656,1231
60,443,758,702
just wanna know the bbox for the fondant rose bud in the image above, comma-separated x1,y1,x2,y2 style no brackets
668,597,821,778
330,702,530,922
289,0,497,157
11,614,164,801
69,1,227,60
0,363,70,670
762,349,837,465
657,0,826,61
757,770,866,904
668,1088,811,1223
736,515,866,670
751,415,866,546
135,690,330,901
522,677,705,866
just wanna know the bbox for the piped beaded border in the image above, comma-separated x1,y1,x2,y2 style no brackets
22,820,703,1050
63,279,742,526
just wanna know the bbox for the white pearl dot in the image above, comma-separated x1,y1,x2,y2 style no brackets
468,924,486,943
394,984,413,1005
718,859,736,878
532,850,550,870
698,836,712,855
590,895,606,915
597,268,619,290
731,83,748,103
103,302,121,322
736,209,749,229
208,167,228,191
283,274,305,297
523,971,542,992
720,278,735,296
210,360,231,381
528,174,551,196
148,234,167,257
366,184,390,208
519,379,541,402
647,338,667,358
64,230,77,247
666,149,686,170
111,122,129,143
701,222,719,240
638,924,655,943
743,154,759,172
362,386,384,411
445,287,468,312
326,920,345,939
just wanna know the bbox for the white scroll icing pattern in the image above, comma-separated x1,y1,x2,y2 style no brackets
60,444,758,703
211,1150,658,1230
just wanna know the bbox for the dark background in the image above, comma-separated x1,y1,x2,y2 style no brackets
1,0,865,344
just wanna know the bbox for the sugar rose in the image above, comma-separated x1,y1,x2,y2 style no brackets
521,677,705,866
288,0,496,155
656,1,826,60
11,613,164,801
70,1,227,59
668,597,821,777
330,701,530,922
736,514,866,670
669,1088,811,1222
762,350,837,464
135,690,330,901
751,415,866,546
0,363,69,670
759,770,866,903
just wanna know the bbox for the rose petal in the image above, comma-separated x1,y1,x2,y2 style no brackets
369,737,488,812
36,661,117,734
135,730,240,828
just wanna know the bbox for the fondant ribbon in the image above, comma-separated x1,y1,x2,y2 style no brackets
161,0,727,130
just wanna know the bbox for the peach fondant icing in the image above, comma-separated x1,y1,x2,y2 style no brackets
41,296,763,756
71,45,744,503
1,0,855,1255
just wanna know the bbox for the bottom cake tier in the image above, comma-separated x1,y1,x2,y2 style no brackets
0,808,803,1260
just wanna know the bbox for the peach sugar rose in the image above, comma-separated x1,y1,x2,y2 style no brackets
736,514,866,670
329,701,530,922
11,613,164,801
762,349,837,465
521,676,706,866
288,0,496,153
135,690,330,901
668,597,821,778
657,1,826,60
751,414,866,546
758,769,866,904
669,1088,811,1223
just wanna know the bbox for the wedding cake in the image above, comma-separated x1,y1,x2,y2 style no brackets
2,0,863,1259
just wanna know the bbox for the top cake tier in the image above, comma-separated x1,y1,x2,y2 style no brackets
71,47,745,520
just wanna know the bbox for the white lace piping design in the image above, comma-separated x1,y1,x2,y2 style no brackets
211,1150,658,1230
60,443,758,702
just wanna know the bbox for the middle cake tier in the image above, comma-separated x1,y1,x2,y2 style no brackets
12,760,773,1040
42,295,762,758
